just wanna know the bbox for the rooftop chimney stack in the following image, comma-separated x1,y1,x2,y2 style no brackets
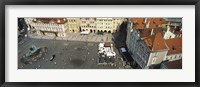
144,18,147,24
146,20,150,28
151,28,154,35
167,25,170,31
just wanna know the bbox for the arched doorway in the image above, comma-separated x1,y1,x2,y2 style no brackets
104,30,107,33
98,30,100,32
93,30,96,33
90,30,93,33
83,29,85,31
108,30,111,33
55,32,58,36
100,30,103,32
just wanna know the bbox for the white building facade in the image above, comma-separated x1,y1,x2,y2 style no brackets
25,18,68,37
96,18,113,33
80,18,97,33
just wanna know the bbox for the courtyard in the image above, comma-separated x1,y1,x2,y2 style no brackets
18,38,124,69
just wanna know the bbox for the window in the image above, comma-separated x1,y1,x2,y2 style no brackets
169,36,172,39
155,52,158,56
174,55,177,59
170,57,172,60
152,57,157,64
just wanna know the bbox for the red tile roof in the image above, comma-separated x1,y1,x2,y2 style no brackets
163,59,182,69
130,18,145,29
138,28,163,38
165,38,182,55
144,32,168,51
130,18,166,29
33,18,67,24
147,18,166,28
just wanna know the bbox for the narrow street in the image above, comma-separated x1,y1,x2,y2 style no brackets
112,21,136,68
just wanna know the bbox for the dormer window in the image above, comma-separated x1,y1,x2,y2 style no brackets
172,46,176,51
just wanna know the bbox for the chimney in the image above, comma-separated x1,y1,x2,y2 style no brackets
144,18,147,24
151,28,154,35
146,21,150,28
167,25,170,31
173,30,175,33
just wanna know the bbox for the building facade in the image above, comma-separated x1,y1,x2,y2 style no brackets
164,38,182,61
80,18,96,33
128,30,169,68
24,18,34,30
96,18,113,33
27,18,68,37
165,18,182,26
126,18,166,49
160,59,182,69
163,25,182,39
67,18,80,33
112,18,124,32
126,18,182,69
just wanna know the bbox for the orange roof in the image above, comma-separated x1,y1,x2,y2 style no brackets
130,18,145,29
130,18,166,29
144,32,168,51
147,18,166,28
163,59,182,69
33,18,67,24
165,38,182,55
138,28,163,38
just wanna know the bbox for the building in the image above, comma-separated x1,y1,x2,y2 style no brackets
113,18,124,32
163,25,182,39
127,30,169,68
164,38,182,61
160,59,182,69
28,18,68,37
127,28,182,68
80,18,96,33
96,18,113,33
129,18,166,29
126,18,182,49
126,18,182,69
165,18,182,27
24,18,34,29
126,18,167,49
67,18,80,33
98,43,116,64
